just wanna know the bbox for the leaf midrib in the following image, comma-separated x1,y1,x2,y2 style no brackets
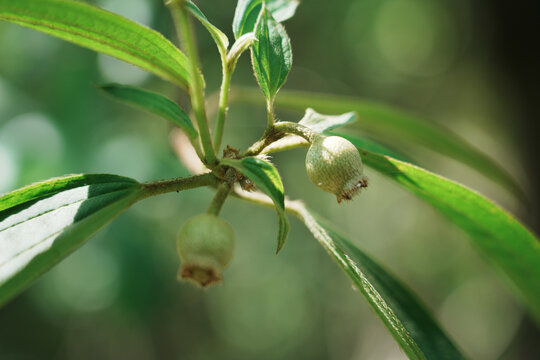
0,187,138,269
0,9,189,85
0,183,138,233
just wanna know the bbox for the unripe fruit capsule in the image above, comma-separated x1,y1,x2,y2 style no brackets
176,214,235,287
305,136,368,202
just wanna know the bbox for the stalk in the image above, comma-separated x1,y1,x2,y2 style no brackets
168,0,217,165
213,66,232,153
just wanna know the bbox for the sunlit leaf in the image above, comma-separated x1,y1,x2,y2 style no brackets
262,108,412,162
294,204,466,360
229,87,524,200
221,157,289,253
0,0,194,87
354,147,540,323
0,174,143,306
251,6,292,103
99,84,198,139
187,1,229,59
233,0,299,39
334,132,413,163
266,0,300,23
299,108,356,132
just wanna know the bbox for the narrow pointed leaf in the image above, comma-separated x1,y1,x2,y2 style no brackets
221,157,289,252
187,1,229,59
0,0,193,87
353,147,540,323
294,204,466,359
334,132,413,163
99,84,197,139
0,174,142,306
230,87,524,200
233,0,299,39
251,6,292,102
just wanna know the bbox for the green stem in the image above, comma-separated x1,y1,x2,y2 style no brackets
213,66,232,153
186,129,205,160
230,188,304,218
273,122,320,143
169,0,217,165
261,137,309,155
140,173,218,199
207,182,232,215
266,100,275,132
207,168,235,215
242,121,318,157
241,127,283,157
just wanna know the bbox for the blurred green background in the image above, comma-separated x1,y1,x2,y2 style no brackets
0,0,539,359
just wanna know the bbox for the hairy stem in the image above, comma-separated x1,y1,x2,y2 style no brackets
140,173,218,199
207,182,232,215
273,121,320,143
241,127,284,157
207,168,236,215
231,188,304,218
213,66,232,153
168,0,217,165
266,100,275,132
242,122,318,157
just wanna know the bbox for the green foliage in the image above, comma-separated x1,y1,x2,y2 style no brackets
299,108,357,133
233,0,298,39
360,149,540,323
231,87,524,200
0,0,194,88
294,203,466,360
0,174,142,306
187,0,229,60
100,84,197,139
221,157,289,253
250,6,292,104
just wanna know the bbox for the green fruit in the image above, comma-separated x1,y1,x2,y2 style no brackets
176,213,235,287
305,136,368,202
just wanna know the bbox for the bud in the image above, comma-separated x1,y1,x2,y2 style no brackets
305,136,368,202
176,214,235,287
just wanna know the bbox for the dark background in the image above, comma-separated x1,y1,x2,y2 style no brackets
489,1,540,230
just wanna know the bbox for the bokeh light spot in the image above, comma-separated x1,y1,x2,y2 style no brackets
92,135,155,181
0,112,64,161
0,144,18,193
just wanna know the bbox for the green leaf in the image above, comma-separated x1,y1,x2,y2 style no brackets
233,0,299,39
293,204,466,359
266,0,300,23
298,108,357,133
221,157,289,253
356,148,540,323
334,132,413,164
187,1,229,59
99,84,198,139
229,87,524,200
0,174,142,306
251,6,292,103
297,108,412,162
263,108,412,162
0,0,193,87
